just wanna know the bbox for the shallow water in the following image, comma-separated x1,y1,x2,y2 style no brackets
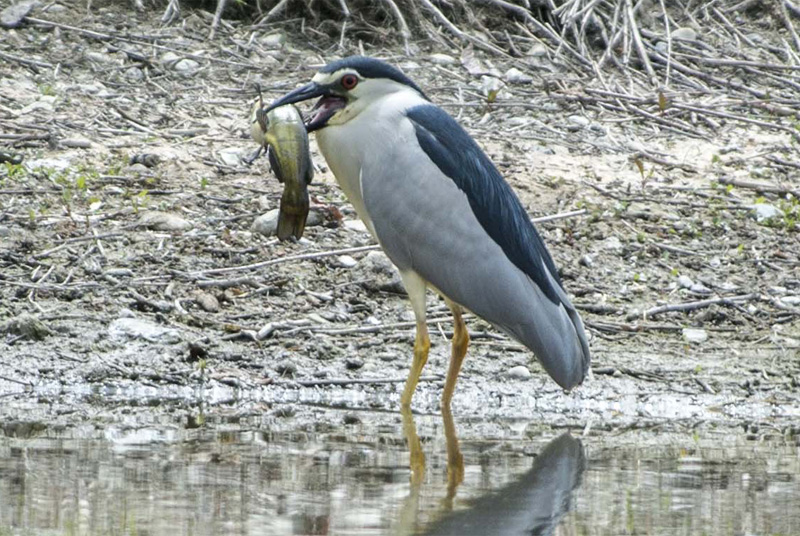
0,412,798,536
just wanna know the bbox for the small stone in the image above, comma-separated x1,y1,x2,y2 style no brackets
261,33,286,49
174,58,200,73
161,51,180,66
345,358,364,370
429,53,457,65
682,328,708,344
601,236,624,253
218,147,244,167
751,203,782,222
579,255,594,267
337,255,358,268
275,360,297,377
344,219,368,233
108,317,181,344
671,27,697,41
527,44,547,57
507,365,532,380
504,67,533,84
2,313,52,340
567,115,590,129
137,211,192,231
195,292,219,312
252,209,280,236
125,67,144,81
343,413,361,425
1,1,38,29
677,275,694,289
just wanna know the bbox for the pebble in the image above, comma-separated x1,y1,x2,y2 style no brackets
337,255,358,268
579,255,594,267
677,275,694,289
343,219,368,233
108,317,181,344
601,236,624,253
672,27,697,41
567,115,590,131
174,58,200,74
161,51,180,65
429,53,457,65
252,208,323,237
125,67,144,81
507,365,532,380
218,147,245,167
275,360,297,377
2,313,52,340
527,43,548,57
195,292,219,313
1,1,37,28
345,358,364,370
137,211,192,231
504,67,533,84
751,203,782,222
343,413,361,425
682,328,708,344
261,33,286,49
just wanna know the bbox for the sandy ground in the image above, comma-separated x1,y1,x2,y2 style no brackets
1,2,799,444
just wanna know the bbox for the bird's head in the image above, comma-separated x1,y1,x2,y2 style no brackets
264,56,427,131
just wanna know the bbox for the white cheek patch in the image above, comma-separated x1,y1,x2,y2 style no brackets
312,69,359,86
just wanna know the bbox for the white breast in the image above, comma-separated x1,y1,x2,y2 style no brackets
314,87,428,237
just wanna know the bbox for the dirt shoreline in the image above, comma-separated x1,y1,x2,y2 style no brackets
1,3,799,441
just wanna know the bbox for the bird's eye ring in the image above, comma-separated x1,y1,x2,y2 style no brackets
341,74,358,90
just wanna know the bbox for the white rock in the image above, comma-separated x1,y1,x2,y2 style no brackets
343,219,368,233
601,236,624,252
26,156,72,172
568,115,590,127
780,296,800,306
337,255,358,268
677,275,694,289
252,209,280,236
751,203,782,222
137,211,192,231
108,317,181,344
504,67,533,84
682,328,708,344
527,43,548,57
261,33,286,48
161,51,180,65
507,365,532,380
429,53,457,65
672,27,697,41
174,58,200,73
125,67,144,80
218,147,245,167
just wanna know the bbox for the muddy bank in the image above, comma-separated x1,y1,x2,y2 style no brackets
1,3,799,439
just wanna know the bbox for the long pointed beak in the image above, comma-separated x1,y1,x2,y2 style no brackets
264,82,329,113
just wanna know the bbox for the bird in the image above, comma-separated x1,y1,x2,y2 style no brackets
263,56,591,408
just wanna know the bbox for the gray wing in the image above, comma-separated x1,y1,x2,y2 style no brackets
360,109,590,390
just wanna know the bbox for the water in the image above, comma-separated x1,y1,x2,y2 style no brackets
1,412,798,536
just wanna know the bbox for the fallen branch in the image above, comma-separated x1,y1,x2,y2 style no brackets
642,293,760,319
718,177,800,200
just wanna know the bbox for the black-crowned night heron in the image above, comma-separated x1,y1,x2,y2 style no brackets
264,56,591,408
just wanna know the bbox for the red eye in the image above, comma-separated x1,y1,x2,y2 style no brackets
341,74,358,90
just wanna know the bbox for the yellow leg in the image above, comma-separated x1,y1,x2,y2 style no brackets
401,405,426,486
400,271,429,408
442,301,469,408
442,405,464,508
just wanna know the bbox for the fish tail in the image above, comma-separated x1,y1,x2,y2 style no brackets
277,190,310,241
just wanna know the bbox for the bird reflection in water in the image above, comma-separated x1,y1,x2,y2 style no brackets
398,409,585,536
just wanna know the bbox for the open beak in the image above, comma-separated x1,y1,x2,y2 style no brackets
265,82,347,132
